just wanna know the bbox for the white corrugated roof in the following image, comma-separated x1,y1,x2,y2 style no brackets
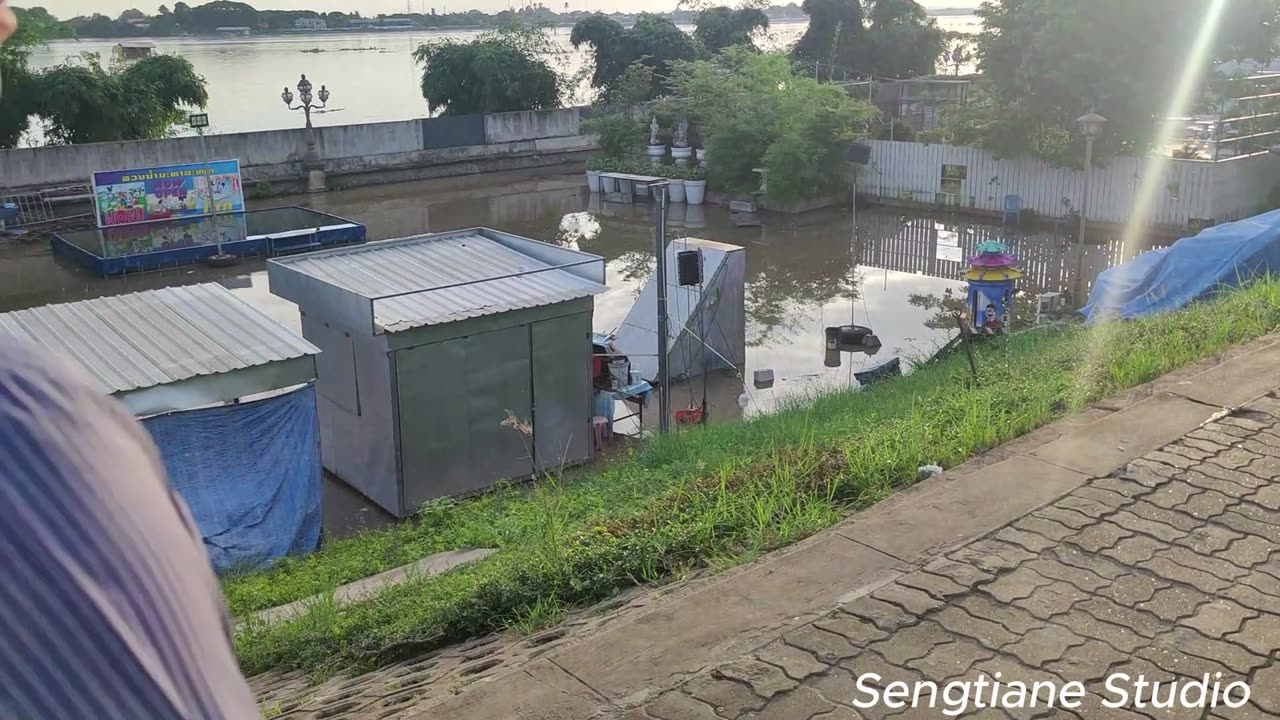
0,283,319,397
275,231,606,333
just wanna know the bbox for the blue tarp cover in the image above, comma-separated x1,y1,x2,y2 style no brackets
142,384,321,573
1082,209,1280,324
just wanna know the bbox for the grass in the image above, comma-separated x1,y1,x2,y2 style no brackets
231,279,1280,677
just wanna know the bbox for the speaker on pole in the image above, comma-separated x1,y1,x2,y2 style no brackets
845,142,872,166
677,249,703,287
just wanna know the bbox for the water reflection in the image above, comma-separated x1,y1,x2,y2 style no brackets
0,167,1165,420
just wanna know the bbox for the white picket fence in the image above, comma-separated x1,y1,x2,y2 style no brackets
862,140,1278,229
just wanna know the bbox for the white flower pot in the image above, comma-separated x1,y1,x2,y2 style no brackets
586,170,602,193
685,180,707,205
600,175,619,194
668,179,687,203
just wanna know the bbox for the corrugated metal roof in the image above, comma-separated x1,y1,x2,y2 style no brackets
0,283,319,397
276,232,607,333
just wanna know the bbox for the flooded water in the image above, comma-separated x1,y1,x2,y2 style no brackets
0,166,1158,423
24,15,978,140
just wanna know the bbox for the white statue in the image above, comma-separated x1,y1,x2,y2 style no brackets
649,115,660,146
674,117,689,147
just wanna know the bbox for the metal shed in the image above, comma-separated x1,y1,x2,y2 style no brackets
268,227,608,518
0,283,324,572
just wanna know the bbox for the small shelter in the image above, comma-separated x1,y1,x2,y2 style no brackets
113,41,156,61
0,284,323,572
268,227,608,518
965,240,1022,335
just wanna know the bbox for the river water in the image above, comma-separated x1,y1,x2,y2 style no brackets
24,16,979,140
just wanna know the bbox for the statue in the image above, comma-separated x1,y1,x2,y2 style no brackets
649,116,660,146
674,117,689,147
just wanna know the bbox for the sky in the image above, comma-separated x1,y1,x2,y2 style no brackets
24,0,981,21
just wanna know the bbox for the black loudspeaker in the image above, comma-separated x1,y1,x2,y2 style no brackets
677,249,703,287
845,142,872,165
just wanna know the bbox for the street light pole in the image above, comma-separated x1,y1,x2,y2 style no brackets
1075,110,1107,306
282,74,331,193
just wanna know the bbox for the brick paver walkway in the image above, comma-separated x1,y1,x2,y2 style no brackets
628,399,1280,720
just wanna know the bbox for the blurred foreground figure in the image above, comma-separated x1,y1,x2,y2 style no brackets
0,343,258,719
0,0,14,44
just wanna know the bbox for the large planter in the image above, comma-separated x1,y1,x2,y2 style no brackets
671,145,694,167
600,174,619,194
685,179,707,206
646,144,667,165
668,179,687,203
586,170,602,193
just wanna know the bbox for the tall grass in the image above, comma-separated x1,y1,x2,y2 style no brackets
232,279,1280,676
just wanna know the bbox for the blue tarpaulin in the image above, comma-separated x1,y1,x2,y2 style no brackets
1082,209,1280,324
142,384,321,573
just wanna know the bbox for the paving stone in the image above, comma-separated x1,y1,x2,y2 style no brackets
1145,450,1199,470
995,527,1058,554
931,606,1019,651
981,568,1054,603
1097,573,1167,606
1150,627,1267,675
1218,415,1272,432
896,571,979,602
1117,459,1179,487
1011,581,1089,621
906,638,994,680
1212,447,1261,470
1073,486,1136,509
1210,700,1280,720
685,676,766,718
1248,484,1280,510
1244,453,1280,480
750,685,838,720
1056,495,1117,520
1174,523,1244,555
1036,506,1098,530
1055,610,1147,654
948,540,1038,574
1178,470,1255,498
1012,515,1077,542
955,595,1046,636
1044,639,1128,682
1048,545,1129,580
1203,419,1261,436
1108,510,1186,543
1192,461,1269,489
1066,523,1132,554
815,662,922,720
785,626,863,665
1003,625,1087,666
813,613,891,648
646,691,722,720
1183,600,1256,639
1089,477,1152,499
1178,489,1237,520
1156,545,1248,582
1218,534,1277,567
969,655,1066,720
712,659,796,700
841,597,915,632
1137,641,1234,680
923,559,995,589
1241,438,1280,460
1182,436,1232,453
1101,534,1165,564
1251,664,1280,715
1099,658,1202,720
1224,584,1280,613
1217,510,1280,545
1127,501,1202,532
1067,693,1152,720
1165,443,1214,461
1227,613,1280,656
867,621,955,665
1075,596,1172,638
872,583,943,616
1137,555,1231,594
756,640,829,681
1023,558,1110,593
1145,481,1201,510
1185,428,1244,447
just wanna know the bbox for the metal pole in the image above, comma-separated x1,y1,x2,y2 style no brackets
198,127,222,256
1075,135,1094,305
654,182,671,435
850,168,858,325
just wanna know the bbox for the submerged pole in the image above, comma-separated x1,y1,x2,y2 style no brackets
655,182,671,435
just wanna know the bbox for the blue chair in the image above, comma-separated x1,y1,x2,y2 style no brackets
1003,194,1022,226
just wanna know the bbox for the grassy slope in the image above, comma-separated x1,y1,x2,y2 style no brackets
233,279,1280,676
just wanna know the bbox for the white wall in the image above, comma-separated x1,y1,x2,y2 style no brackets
863,139,1278,229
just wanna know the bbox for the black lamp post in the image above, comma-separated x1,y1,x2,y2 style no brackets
282,74,331,192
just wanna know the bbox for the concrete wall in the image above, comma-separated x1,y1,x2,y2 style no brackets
0,107,592,192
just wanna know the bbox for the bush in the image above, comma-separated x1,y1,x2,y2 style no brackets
583,113,647,160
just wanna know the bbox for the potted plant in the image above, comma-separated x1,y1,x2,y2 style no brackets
585,156,606,193
684,165,708,205
658,164,688,203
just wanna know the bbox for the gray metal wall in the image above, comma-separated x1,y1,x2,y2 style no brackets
392,302,593,513
303,315,400,515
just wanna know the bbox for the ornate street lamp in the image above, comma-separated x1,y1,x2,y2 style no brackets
1074,109,1107,305
282,74,331,192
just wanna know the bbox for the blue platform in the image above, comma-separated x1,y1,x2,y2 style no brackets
52,206,367,277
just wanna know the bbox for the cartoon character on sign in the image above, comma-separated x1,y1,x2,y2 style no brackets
982,302,1005,335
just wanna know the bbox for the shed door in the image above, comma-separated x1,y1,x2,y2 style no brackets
531,313,591,473
397,325,534,511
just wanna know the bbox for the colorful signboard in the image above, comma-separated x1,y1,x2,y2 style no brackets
91,160,245,228
97,213,249,259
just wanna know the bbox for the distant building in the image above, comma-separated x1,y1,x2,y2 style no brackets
215,26,252,36
294,17,327,30
113,41,155,62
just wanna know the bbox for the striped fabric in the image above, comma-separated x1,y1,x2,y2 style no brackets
0,342,258,719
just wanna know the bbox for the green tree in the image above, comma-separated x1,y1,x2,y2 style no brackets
0,8,48,147
694,6,769,53
791,0,862,76
957,0,1280,164
571,12,700,101
857,0,943,78
27,54,208,146
414,24,564,115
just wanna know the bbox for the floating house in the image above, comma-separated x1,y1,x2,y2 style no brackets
268,228,607,518
113,41,156,62
0,284,323,572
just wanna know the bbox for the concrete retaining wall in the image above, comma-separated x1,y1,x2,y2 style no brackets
0,108,592,192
